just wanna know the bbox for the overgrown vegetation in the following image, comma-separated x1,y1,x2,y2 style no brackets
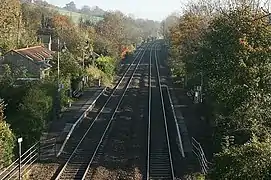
0,99,15,169
167,0,271,178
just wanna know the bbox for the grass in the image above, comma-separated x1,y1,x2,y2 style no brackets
47,7,104,24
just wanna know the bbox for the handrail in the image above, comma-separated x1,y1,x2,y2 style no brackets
1,149,38,180
6,153,39,180
0,142,39,178
0,138,56,180
192,149,208,174
191,137,211,174
192,137,212,165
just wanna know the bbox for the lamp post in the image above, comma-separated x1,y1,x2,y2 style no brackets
18,137,23,180
57,38,60,91
82,41,90,91
56,38,67,119
200,72,203,103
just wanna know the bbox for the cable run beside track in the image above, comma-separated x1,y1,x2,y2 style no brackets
55,43,151,180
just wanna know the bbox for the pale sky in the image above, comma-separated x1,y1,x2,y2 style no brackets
46,0,184,21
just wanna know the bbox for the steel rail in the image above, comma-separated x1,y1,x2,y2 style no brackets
81,43,154,180
147,43,175,180
146,42,153,180
55,43,150,180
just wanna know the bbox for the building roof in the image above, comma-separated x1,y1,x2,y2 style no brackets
14,46,54,62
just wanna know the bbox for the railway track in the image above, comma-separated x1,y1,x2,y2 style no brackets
81,44,153,179
55,43,151,180
147,44,175,180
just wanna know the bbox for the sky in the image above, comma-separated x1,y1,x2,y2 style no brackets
46,0,184,21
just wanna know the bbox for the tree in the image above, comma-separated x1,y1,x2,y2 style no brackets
0,99,15,169
95,56,115,77
95,12,126,58
51,52,83,79
134,19,160,39
13,86,53,146
209,137,271,179
0,0,21,51
168,13,207,83
64,1,77,12
20,3,55,47
90,6,106,17
196,7,271,138
168,1,271,178
160,13,179,38
80,5,91,15
51,14,90,57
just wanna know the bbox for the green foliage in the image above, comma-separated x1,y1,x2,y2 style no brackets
95,56,115,77
169,5,271,179
50,7,103,24
21,3,54,47
184,173,206,180
86,66,112,87
51,52,83,79
197,8,271,139
168,13,207,85
59,77,73,107
9,85,53,146
0,66,54,147
209,137,271,180
0,0,21,51
0,99,15,169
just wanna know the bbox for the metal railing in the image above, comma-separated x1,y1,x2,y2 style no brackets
0,138,56,180
191,137,212,174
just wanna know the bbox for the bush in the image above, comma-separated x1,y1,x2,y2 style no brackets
95,55,116,77
86,66,113,87
16,86,53,146
0,99,15,169
209,137,271,179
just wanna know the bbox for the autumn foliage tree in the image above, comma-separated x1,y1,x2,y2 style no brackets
168,1,271,178
95,12,127,58
169,13,207,82
197,8,271,143
0,0,21,51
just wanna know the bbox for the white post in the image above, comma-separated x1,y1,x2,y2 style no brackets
57,38,60,89
18,137,23,180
